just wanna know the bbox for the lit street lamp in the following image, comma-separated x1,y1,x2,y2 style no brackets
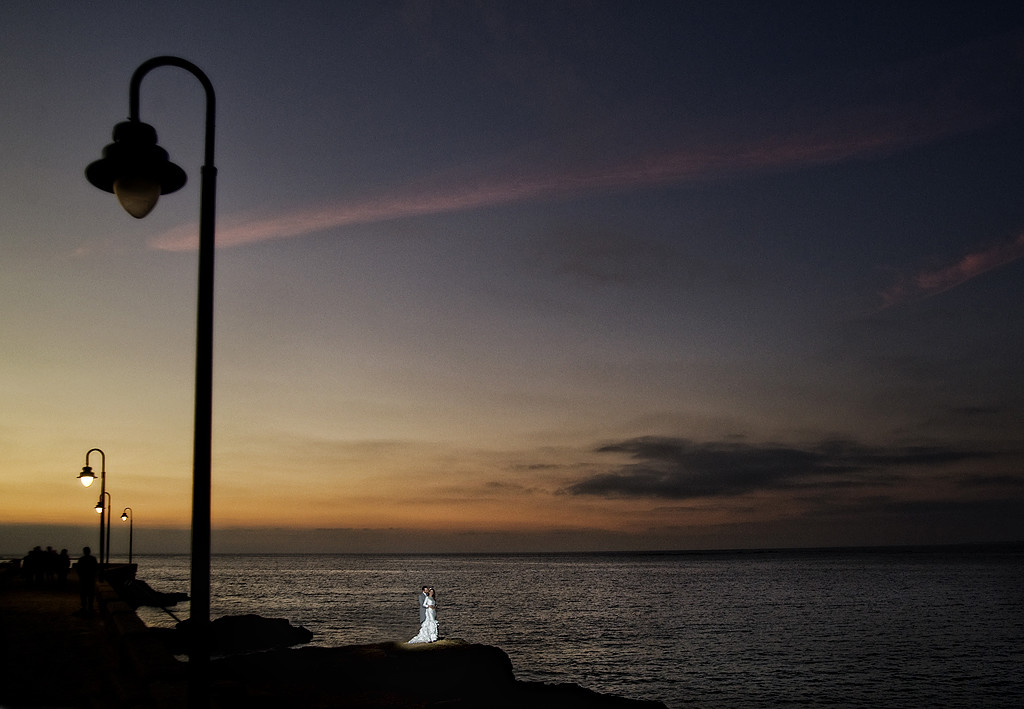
77,448,107,567
95,490,111,568
85,55,217,706
121,507,134,565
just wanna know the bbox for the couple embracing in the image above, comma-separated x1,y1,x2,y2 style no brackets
408,585,438,643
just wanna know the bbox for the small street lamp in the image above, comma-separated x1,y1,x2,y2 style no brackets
77,448,107,567
85,56,217,707
121,507,134,565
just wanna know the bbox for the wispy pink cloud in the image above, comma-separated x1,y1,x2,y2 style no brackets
146,27,1024,255
879,233,1024,309
149,115,975,252
149,30,1021,252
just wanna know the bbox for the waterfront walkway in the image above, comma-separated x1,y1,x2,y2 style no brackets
0,567,184,708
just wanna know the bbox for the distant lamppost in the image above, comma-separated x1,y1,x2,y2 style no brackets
85,55,217,706
77,448,107,567
94,491,111,568
121,507,134,565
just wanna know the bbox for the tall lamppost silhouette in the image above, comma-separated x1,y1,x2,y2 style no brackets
77,448,107,568
85,56,216,706
121,507,134,565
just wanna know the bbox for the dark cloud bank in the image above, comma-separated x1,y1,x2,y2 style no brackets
566,436,1005,499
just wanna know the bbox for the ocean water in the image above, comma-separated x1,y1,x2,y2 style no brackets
131,547,1024,708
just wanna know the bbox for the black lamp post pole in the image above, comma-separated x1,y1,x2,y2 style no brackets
102,491,111,567
122,507,134,565
131,57,215,708
81,448,106,569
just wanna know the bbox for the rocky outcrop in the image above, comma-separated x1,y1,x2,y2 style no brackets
164,613,314,655
205,638,669,708
120,578,191,609
111,605,666,707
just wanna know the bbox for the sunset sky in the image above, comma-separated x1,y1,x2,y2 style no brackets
3,1,1023,555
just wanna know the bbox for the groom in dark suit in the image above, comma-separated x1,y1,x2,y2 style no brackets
418,586,429,624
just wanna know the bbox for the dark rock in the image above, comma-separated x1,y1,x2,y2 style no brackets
206,638,668,708
172,613,314,655
118,578,190,608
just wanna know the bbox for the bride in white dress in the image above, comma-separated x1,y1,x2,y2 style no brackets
408,587,438,643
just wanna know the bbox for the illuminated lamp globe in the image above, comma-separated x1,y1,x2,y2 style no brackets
85,120,187,218
78,465,96,487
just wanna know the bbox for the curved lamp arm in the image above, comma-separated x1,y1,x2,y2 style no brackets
129,56,216,169
79,447,106,487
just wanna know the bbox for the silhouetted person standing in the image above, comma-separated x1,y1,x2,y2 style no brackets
75,547,98,615
25,546,44,585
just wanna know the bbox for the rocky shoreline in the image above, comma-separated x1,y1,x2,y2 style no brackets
204,638,668,708
97,566,669,708
114,594,667,707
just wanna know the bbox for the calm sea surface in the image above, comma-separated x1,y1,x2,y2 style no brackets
132,547,1024,708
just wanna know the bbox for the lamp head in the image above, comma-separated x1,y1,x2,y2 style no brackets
85,120,187,218
121,511,129,521
78,465,96,487
95,500,104,514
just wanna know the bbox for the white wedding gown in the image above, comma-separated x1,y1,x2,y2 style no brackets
408,596,438,643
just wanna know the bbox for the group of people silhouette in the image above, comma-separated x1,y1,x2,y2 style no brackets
21,545,71,586
20,545,100,616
